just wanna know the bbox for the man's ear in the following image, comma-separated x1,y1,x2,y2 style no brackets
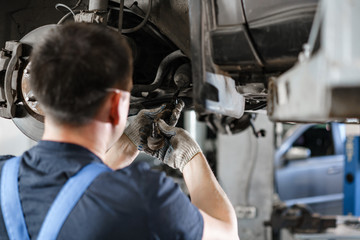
109,92,121,125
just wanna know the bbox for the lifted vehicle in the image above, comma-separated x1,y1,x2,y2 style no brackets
0,0,318,140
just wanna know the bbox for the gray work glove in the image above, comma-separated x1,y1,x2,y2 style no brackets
124,100,185,150
142,119,202,172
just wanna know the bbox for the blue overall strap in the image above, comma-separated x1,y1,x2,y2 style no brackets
1,157,30,240
37,162,111,240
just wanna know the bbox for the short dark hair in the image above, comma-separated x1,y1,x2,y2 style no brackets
30,23,133,126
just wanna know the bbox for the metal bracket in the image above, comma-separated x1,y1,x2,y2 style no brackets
189,0,245,120
205,72,245,119
268,0,360,122
74,11,107,24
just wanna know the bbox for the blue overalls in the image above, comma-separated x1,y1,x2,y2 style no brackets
0,157,111,240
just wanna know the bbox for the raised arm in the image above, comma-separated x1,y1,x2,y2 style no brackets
183,153,239,240
143,119,239,240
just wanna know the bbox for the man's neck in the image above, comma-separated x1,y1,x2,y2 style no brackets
42,119,109,160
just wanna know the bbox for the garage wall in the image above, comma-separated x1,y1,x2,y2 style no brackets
217,113,274,240
0,118,36,156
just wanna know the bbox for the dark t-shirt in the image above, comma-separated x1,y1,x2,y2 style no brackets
0,141,203,240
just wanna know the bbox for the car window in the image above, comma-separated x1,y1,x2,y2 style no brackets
293,124,334,157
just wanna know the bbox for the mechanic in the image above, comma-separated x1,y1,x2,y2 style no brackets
0,23,238,240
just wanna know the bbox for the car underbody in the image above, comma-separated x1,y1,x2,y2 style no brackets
0,0,317,140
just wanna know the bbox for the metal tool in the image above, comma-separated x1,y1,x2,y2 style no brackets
147,122,165,150
147,90,181,151
264,203,336,237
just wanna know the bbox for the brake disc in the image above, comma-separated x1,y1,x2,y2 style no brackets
3,25,57,141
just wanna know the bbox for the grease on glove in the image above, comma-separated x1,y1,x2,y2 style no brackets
141,119,202,172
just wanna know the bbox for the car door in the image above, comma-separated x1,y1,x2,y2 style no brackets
275,123,345,215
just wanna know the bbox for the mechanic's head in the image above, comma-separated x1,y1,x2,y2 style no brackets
30,22,133,129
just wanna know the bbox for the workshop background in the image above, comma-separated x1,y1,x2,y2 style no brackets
4,111,358,240
1,0,360,239
0,110,276,239
0,118,35,155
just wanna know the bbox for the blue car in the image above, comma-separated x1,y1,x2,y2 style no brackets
275,123,346,215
